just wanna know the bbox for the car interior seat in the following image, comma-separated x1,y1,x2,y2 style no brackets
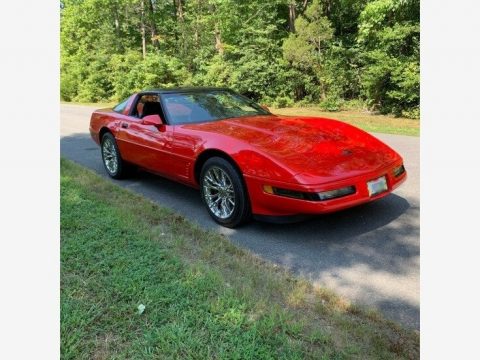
141,102,161,118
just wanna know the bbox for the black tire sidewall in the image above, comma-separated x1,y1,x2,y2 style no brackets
200,157,251,228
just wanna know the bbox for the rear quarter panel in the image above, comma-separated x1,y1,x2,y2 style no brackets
89,109,121,145
90,94,138,144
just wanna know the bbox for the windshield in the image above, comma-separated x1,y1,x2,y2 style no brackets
160,90,269,125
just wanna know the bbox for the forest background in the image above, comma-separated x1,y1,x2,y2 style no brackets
60,0,419,118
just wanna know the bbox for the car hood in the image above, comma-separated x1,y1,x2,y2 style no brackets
182,114,400,184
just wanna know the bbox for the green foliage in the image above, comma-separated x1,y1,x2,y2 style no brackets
60,0,419,118
272,96,295,108
319,97,343,112
357,0,419,116
110,52,191,100
75,56,114,102
401,106,420,119
282,0,334,102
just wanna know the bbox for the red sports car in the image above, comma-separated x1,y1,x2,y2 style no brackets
90,87,406,228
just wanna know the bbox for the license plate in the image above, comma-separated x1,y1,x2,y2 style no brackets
367,176,388,196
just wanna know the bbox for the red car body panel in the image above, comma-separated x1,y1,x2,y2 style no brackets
90,93,406,217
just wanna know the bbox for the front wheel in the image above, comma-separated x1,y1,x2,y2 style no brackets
200,157,251,228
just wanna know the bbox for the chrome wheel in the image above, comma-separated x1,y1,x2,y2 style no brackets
102,138,118,174
203,166,236,219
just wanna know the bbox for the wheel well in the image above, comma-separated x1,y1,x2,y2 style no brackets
194,149,243,185
99,127,112,142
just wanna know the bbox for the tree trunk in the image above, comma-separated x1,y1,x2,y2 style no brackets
294,84,305,101
321,84,326,100
288,2,296,33
214,23,223,55
175,0,184,21
113,4,120,38
112,2,121,51
208,2,223,55
301,0,309,12
324,0,332,16
148,0,159,48
141,0,146,58
175,0,187,58
193,0,202,49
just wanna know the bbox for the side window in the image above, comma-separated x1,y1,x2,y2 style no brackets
113,98,129,113
132,94,161,119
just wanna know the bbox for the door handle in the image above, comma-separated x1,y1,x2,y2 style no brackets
121,122,129,129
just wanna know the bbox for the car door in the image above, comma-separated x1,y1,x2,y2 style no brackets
115,93,175,175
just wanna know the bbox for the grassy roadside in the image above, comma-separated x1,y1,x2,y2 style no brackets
61,158,419,359
61,100,116,108
61,101,419,137
271,107,419,137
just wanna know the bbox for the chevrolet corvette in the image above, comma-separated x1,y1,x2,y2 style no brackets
89,87,406,228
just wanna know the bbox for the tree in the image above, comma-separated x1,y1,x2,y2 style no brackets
282,0,334,100
357,0,420,117
60,0,419,118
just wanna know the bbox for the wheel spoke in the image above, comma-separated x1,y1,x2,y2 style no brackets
211,169,218,183
203,166,236,219
220,198,228,217
205,173,218,186
213,168,222,184
103,139,118,174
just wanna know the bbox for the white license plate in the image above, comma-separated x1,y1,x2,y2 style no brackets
367,176,388,196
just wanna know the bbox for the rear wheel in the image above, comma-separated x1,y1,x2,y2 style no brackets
200,157,251,228
101,132,132,179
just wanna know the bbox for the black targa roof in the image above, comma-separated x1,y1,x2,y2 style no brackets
143,87,231,94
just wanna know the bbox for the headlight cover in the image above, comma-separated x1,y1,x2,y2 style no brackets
393,164,406,177
263,185,356,201
317,186,356,201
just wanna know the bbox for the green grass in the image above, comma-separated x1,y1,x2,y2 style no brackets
271,107,419,136
61,100,116,108
61,158,419,359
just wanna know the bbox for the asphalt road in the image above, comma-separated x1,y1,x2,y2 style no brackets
61,104,420,329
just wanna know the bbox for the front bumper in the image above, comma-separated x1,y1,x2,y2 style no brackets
244,161,407,216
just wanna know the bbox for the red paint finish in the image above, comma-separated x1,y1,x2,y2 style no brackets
90,93,406,218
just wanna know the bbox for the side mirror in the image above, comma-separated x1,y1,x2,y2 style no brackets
142,114,163,127
260,104,270,112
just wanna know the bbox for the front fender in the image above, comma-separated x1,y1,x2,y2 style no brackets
196,135,299,183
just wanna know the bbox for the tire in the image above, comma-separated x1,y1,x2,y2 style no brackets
200,157,252,228
101,132,132,179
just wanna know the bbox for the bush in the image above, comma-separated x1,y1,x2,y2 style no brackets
401,106,420,119
272,96,294,108
319,97,343,112
293,98,314,107
194,55,233,88
74,56,114,102
258,96,275,107
60,72,77,102
341,99,369,111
